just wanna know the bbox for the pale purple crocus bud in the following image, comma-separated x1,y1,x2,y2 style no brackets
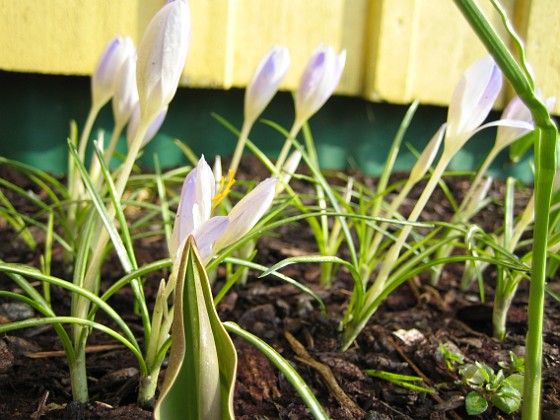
136,0,191,125
126,104,168,148
112,51,139,128
294,45,346,127
244,45,290,127
92,36,135,109
214,177,277,252
444,55,502,155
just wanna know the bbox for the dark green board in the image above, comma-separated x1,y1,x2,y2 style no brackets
1,71,534,183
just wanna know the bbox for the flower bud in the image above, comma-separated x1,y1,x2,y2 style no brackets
244,45,290,127
295,45,346,126
112,51,139,128
136,0,191,124
92,36,134,109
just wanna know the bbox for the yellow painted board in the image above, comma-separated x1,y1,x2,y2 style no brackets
0,0,165,75
0,0,558,113
365,0,517,107
516,0,560,115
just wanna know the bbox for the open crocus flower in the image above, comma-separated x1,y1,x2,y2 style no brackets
136,0,191,125
294,44,346,127
170,156,277,264
244,45,290,127
92,36,135,110
444,55,503,155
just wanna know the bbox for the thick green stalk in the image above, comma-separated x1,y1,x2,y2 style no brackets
453,2,558,418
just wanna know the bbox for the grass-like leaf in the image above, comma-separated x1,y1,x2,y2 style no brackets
154,236,237,420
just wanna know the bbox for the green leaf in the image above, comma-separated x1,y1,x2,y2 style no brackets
492,383,522,414
465,391,488,415
504,373,524,393
154,236,237,420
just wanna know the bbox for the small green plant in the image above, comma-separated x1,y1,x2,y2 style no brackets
438,342,465,372
458,357,524,416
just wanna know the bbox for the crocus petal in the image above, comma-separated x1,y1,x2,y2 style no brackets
244,45,290,127
112,51,139,128
445,55,502,152
295,45,346,126
136,0,191,123
214,177,277,251
92,36,135,108
191,216,230,263
495,94,556,149
169,156,216,259
126,105,168,148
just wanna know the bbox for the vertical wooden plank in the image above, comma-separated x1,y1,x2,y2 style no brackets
364,0,517,106
514,0,560,115
0,0,164,75
185,0,370,94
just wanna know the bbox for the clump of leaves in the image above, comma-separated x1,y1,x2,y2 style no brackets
457,353,524,416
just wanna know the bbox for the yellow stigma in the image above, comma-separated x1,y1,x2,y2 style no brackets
212,169,236,210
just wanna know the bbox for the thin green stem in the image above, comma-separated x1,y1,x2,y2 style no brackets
276,121,303,170
229,122,252,175
453,2,558,417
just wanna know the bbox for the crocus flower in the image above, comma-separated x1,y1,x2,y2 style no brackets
294,45,346,127
214,177,277,251
92,36,135,109
170,156,277,264
444,55,502,156
244,45,290,127
126,105,168,148
112,50,139,129
136,0,191,124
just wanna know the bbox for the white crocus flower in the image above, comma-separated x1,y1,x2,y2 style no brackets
294,45,346,127
136,0,191,125
112,51,139,129
244,45,290,127
444,55,503,156
92,36,135,110
170,157,277,264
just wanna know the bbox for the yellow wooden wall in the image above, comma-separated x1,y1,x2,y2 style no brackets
0,0,558,113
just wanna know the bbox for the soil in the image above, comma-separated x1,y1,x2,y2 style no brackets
1,157,559,419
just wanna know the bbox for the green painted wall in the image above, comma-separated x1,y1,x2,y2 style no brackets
1,71,534,183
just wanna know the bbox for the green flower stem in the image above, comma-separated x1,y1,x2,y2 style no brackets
104,120,126,166
453,1,558,418
275,121,303,171
228,121,252,176
77,103,103,163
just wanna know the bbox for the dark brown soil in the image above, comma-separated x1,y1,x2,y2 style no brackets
1,157,559,419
